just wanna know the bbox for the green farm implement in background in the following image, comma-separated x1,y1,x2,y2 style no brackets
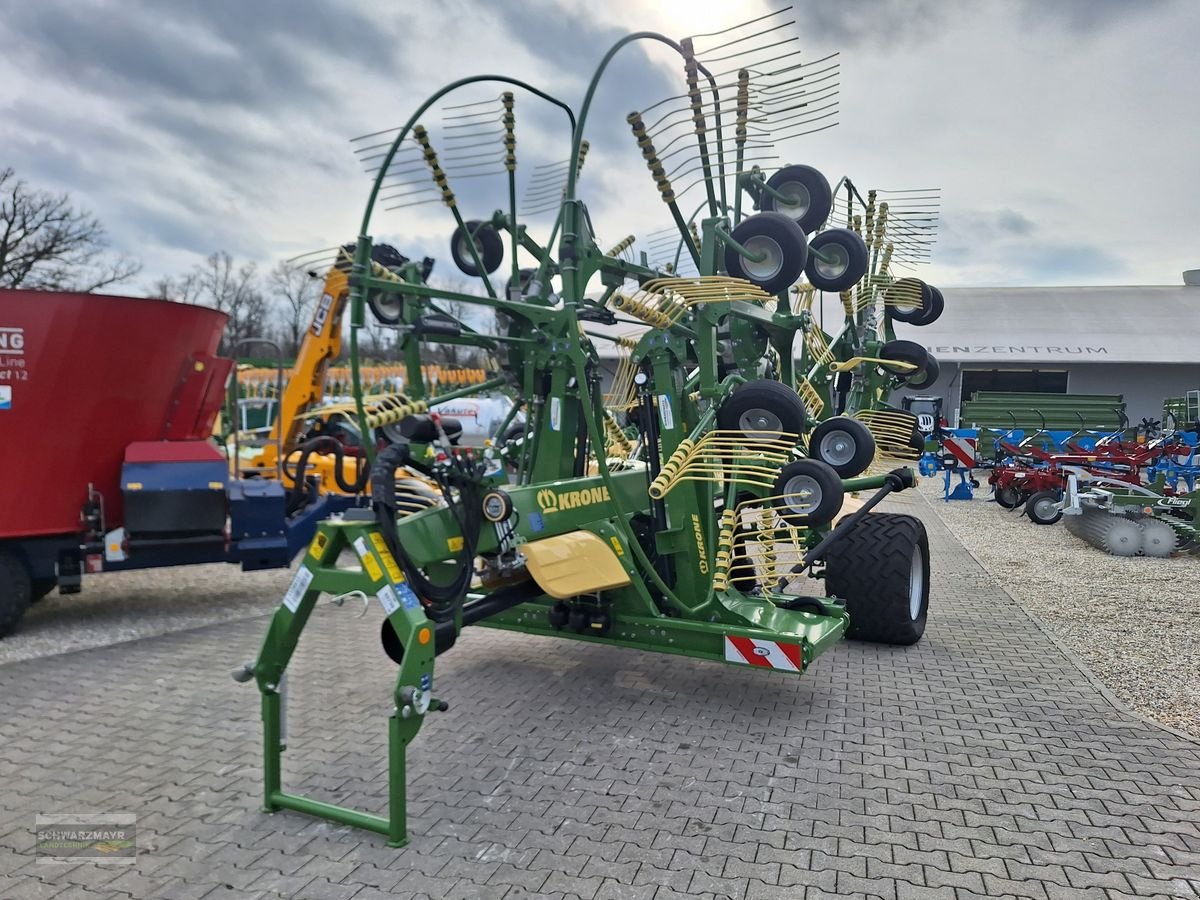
235,9,949,846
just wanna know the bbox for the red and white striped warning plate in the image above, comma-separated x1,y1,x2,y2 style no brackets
943,435,977,469
723,636,805,672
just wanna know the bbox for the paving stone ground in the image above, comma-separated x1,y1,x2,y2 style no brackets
2,494,1199,899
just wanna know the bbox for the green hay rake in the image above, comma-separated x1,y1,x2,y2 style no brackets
235,9,946,846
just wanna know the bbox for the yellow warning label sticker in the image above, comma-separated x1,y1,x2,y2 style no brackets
609,536,624,557
353,536,382,582
369,532,404,583
309,531,329,560
447,536,464,552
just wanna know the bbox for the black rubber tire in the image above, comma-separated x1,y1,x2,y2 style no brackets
365,243,412,324
371,243,409,270
0,549,32,638
808,416,876,477
771,459,845,528
367,290,402,325
717,379,807,442
1025,490,1063,525
879,340,932,383
724,212,808,296
907,351,940,390
31,578,56,604
804,228,869,292
451,220,504,276
824,512,929,645
884,278,932,324
994,485,1024,509
916,285,945,326
759,164,833,234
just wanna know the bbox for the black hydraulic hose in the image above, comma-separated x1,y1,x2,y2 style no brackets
370,442,483,618
285,436,370,513
636,372,674,589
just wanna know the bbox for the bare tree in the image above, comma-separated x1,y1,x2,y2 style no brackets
149,272,201,305
192,252,268,354
0,167,141,292
268,260,319,356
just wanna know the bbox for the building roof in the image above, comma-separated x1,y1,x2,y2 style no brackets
587,283,1200,364
831,285,1200,365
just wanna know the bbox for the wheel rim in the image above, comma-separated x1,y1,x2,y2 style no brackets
457,236,483,259
1035,497,1058,520
818,430,856,467
781,474,821,515
739,408,784,440
909,548,924,620
812,242,849,279
773,180,811,219
741,235,785,281
370,293,402,321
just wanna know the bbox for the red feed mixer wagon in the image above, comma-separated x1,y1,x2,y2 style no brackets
0,289,349,637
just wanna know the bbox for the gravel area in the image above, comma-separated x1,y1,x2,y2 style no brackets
0,563,290,666
919,474,1200,738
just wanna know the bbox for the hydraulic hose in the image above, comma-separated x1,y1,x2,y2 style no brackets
285,436,370,513
369,442,484,619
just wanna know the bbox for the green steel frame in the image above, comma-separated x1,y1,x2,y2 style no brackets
242,22,936,846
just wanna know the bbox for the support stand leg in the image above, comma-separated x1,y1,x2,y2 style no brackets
262,691,282,813
387,713,409,848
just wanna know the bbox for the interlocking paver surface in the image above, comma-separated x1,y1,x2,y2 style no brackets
2,495,1199,899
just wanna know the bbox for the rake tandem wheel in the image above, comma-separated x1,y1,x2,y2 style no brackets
236,9,949,846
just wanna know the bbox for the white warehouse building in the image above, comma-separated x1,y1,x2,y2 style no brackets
889,273,1200,423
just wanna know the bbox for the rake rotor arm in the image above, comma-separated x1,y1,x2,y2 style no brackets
792,467,917,576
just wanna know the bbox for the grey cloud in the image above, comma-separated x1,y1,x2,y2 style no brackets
941,208,1038,246
2,0,403,112
1018,242,1127,282
1019,0,1175,33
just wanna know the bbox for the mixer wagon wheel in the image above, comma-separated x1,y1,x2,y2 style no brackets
808,416,876,477
824,513,930,645
717,379,807,442
723,212,809,296
1025,490,1063,525
0,549,32,638
771,459,844,527
758,164,833,234
804,229,869,293
451,220,504,276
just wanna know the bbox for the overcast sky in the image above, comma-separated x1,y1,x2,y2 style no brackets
1,0,1197,294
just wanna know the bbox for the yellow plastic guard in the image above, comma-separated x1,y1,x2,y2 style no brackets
522,531,631,599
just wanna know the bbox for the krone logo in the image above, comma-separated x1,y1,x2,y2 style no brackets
535,485,611,514
691,513,708,573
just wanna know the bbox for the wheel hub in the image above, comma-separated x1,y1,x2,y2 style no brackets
818,430,856,466
812,243,849,279
741,235,785,281
739,408,784,440
775,181,811,218
781,474,821,514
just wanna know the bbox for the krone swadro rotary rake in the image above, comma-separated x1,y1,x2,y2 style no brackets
235,9,947,846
